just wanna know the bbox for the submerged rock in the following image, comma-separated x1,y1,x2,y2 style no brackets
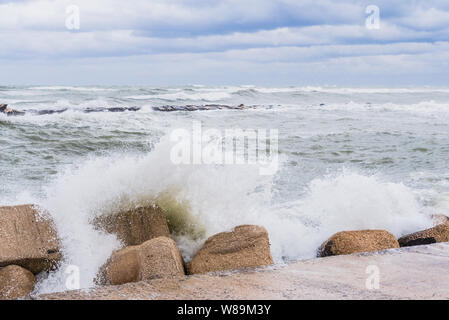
187,225,273,275
318,230,399,257
0,205,61,274
0,104,141,116
97,236,185,285
153,104,251,112
0,265,36,300
398,222,449,247
92,205,170,246
83,106,141,113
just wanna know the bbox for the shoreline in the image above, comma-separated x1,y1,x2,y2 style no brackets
35,242,449,300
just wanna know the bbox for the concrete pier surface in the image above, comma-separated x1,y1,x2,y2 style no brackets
36,243,449,300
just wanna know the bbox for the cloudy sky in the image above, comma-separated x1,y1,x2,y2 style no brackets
0,0,448,86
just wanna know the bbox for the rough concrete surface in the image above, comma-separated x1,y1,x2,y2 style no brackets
35,243,449,300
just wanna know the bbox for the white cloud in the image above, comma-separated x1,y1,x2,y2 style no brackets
394,7,449,29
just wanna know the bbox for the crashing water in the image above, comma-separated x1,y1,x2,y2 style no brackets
1,85,448,293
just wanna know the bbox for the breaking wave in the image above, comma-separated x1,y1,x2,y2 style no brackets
26,137,433,294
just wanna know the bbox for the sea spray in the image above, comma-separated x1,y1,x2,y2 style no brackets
32,135,274,293
266,171,434,260
28,133,434,295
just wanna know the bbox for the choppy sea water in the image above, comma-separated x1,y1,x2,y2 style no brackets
1,85,449,293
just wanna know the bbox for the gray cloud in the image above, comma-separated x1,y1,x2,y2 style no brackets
0,0,448,85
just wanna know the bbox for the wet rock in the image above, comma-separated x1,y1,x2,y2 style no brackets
398,222,449,247
92,205,170,246
153,104,252,112
0,265,36,300
108,106,140,112
97,237,185,285
187,225,273,275
0,104,25,116
83,106,141,113
32,108,68,115
0,104,140,116
0,205,61,274
318,230,399,257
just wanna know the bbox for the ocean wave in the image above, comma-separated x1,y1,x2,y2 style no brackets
264,86,449,94
3,85,449,112
317,100,449,115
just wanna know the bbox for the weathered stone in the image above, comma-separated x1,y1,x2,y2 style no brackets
187,225,273,275
0,265,36,300
398,222,449,247
318,230,399,257
97,236,185,285
92,206,170,246
0,205,61,274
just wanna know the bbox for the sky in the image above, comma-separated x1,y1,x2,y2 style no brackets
0,0,448,86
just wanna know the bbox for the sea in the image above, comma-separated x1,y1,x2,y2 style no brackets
1,85,448,294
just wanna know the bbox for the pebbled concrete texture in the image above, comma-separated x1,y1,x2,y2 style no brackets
35,243,449,300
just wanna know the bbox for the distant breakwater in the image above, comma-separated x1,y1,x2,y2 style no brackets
0,104,257,116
